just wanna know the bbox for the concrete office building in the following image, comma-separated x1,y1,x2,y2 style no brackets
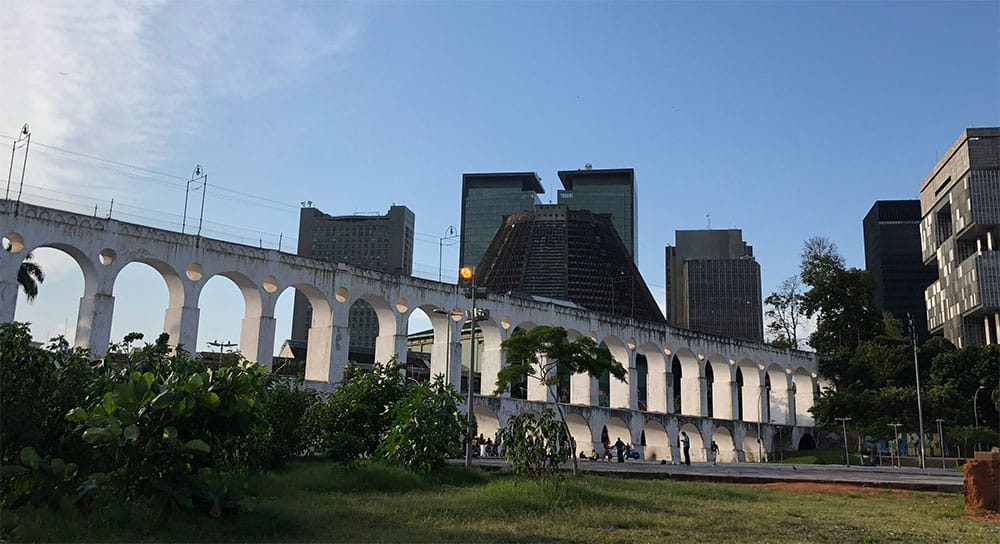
665,229,763,342
919,127,1000,347
476,205,664,323
863,200,937,341
291,205,414,351
460,172,544,270
557,166,637,259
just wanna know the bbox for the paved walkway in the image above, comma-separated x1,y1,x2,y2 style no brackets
471,458,964,493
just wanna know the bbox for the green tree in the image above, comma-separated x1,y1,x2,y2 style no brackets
495,326,626,475
799,237,882,357
764,276,804,349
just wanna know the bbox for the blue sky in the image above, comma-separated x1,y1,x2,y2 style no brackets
3,1,998,353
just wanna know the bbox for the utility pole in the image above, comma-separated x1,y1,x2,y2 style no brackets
207,340,237,362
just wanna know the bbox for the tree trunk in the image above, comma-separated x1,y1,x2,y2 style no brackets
550,386,578,476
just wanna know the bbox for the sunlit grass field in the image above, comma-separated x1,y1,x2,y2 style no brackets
9,459,998,543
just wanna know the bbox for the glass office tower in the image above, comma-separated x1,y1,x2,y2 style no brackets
557,167,637,260
460,172,544,270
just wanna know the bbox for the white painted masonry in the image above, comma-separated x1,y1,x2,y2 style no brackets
2,200,821,460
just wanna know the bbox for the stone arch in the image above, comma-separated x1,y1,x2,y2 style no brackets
793,369,814,427
196,270,262,358
798,433,816,451
679,422,704,463
738,358,764,423
355,293,396,364
567,328,598,406
743,426,762,463
473,404,501,443
422,303,461,388
643,419,671,462
601,335,631,409
706,354,734,420
674,348,702,416
563,413,593,456
765,363,790,425
9,242,102,351
477,315,505,398
277,282,336,382
711,426,736,464
640,341,667,413
504,321,539,400
603,416,631,449
109,258,179,346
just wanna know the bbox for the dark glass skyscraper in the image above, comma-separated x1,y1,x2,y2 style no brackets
291,205,414,351
557,167,637,260
863,200,937,341
460,172,544,270
665,229,763,342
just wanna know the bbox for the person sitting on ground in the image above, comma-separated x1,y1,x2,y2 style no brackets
589,449,599,461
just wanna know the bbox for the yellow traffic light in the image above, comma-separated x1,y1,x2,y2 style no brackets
459,266,474,281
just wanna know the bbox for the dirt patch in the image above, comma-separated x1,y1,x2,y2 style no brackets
741,481,914,498
965,512,1000,523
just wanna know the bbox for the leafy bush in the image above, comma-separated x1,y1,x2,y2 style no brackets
301,359,407,462
378,375,465,473
67,341,267,516
244,376,319,470
496,408,570,481
0,322,95,467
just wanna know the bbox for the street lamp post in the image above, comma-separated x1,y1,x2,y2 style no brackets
459,266,487,468
908,314,927,469
5,123,30,203
432,307,462,385
757,384,770,463
974,385,985,428
438,226,458,283
936,418,946,469
183,165,208,236
888,422,903,468
835,417,852,467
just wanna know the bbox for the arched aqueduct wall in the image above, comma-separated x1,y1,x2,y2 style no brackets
2,201,819,458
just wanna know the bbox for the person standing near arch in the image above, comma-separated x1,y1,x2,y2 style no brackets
681,431,691,465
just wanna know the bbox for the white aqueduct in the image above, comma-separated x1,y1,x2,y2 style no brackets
2,200,821,463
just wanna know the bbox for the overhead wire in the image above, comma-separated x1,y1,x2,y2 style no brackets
4,135,460,269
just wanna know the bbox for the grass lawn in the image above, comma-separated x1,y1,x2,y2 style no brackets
8,459,998,543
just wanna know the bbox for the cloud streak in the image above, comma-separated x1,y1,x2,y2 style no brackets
0,0,362,200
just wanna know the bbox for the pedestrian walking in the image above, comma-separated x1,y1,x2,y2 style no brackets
681,431,691,465
710,440,720,465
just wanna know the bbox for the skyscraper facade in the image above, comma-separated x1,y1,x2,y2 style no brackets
665,229,763,342
460,172,544,270
291,205,415,351
476,204,664,323
557,167,637,259
863,200,937,340
919,127,1000,347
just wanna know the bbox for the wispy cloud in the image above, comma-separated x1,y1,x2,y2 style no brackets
0,0,363,198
